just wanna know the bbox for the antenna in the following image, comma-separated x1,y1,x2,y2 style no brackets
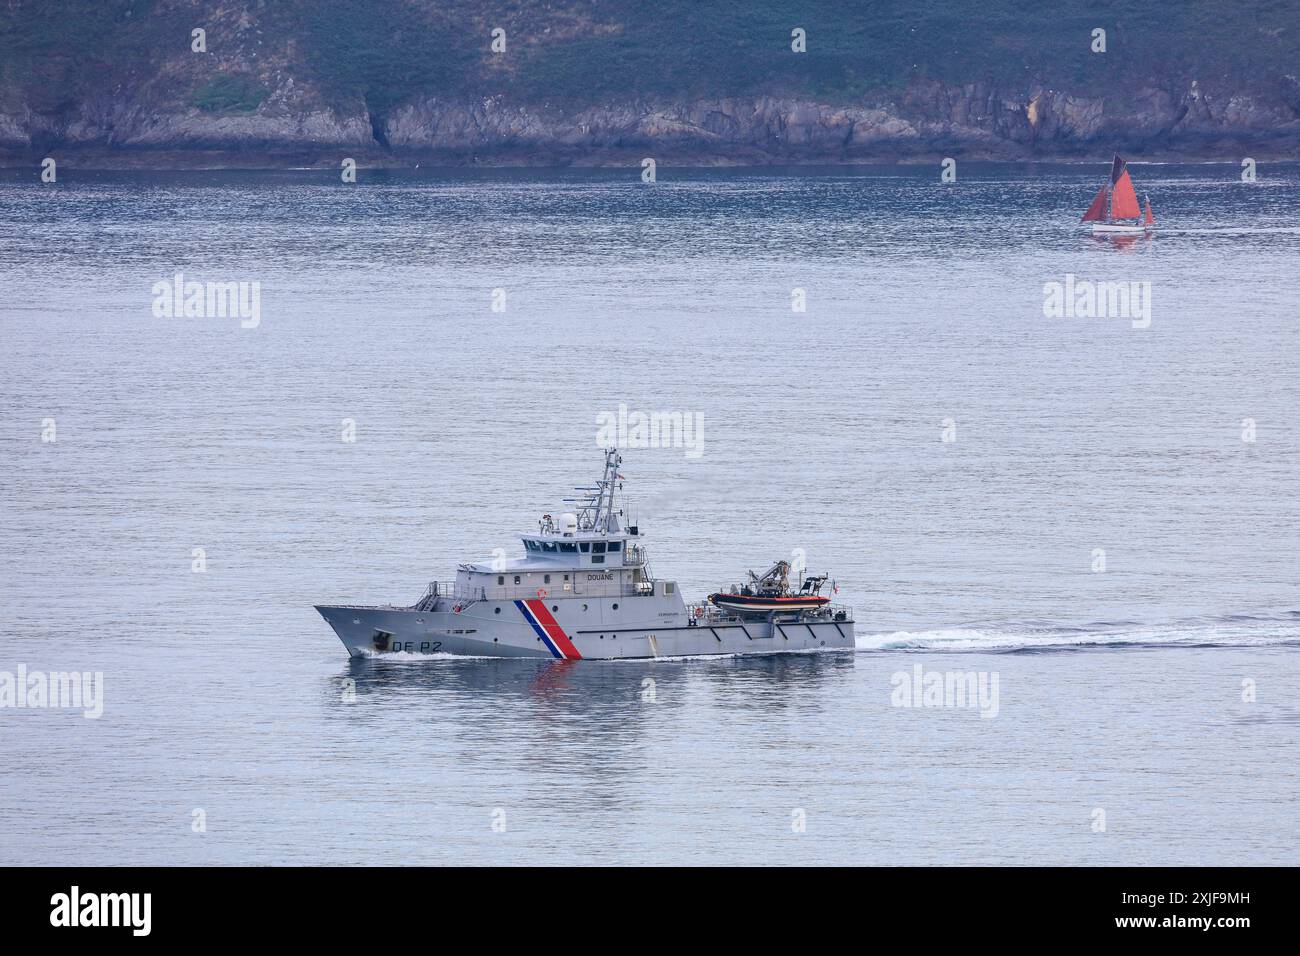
573,448,623,533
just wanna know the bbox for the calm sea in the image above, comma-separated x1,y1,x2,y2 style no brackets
1,163,1298,865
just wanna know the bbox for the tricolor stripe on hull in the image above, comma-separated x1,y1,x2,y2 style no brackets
515,599,583,660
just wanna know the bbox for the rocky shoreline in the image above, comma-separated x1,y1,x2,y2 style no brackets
3,82,1297,169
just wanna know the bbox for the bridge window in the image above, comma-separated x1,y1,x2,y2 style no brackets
592,541,606,554
513,576,521,585
544,574,551,584
497,576,504,585
608,541,621,552
591,555,604,564
560,543,577,553
579,542,590,553
543,542,557,553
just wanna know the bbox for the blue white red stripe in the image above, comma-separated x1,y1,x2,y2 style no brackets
515,599,582,660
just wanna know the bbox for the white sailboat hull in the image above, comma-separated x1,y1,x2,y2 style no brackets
1091,223,1151,234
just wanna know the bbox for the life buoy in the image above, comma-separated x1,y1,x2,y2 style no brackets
537,588,548,598
693,606,705,618
453,604,462,614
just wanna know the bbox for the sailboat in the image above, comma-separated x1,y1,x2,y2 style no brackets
1081,154,1155,234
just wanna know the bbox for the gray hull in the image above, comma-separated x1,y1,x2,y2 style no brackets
316,601,855,660
316,449,855,661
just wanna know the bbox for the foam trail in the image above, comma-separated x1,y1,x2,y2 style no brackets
856,613,1300,652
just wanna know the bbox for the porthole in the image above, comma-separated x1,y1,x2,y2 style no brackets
612,603,619,611
552,605,558,612
494,607,501,614
582,603,588,611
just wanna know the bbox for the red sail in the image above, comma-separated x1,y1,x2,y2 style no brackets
1143,198,1154,226
1081,186,1108,222
1111,169,1140,219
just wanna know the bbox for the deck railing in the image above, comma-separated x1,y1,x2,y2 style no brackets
415,579,646,608
414,580,487,610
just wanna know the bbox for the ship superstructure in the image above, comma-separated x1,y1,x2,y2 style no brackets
316,450,854,659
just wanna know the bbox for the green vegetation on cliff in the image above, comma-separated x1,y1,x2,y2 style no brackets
191,74,267,114
2,0,1297,112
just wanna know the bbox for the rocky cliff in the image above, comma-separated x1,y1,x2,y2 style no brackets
2,0,1297,166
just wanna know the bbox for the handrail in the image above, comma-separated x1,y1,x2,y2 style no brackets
420,575,661,604
414,580,487,610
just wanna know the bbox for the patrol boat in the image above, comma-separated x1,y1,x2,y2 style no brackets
316,450,854,659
